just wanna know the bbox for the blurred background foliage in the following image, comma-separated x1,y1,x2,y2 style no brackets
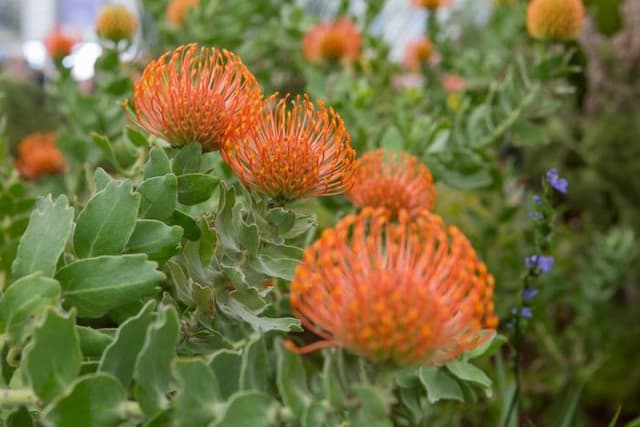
0,0,639,425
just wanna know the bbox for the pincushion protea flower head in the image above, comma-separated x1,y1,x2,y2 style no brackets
96,4,137,43
527,0,585,41
412,0,451,10
166,0,199,26
290,208,498,366
43,28,77,60
302,18,362,64
221,94,356,201
346,149,436,218
126,44,262,151
14,133,66,180
403,37,435,71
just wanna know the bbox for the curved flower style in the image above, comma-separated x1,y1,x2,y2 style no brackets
96,4,138,43
346,149,436,217
14,133,66,180
221,94,355,201
527,0,585,41
302,18,362,64
412,0,451,10
127,44,262,151
43,28,77,60
290,208,498,366
166,0,199,26
403,37,435,71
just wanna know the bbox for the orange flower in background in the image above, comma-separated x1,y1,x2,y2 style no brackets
442,74,467,92
96,4,138,43
403,36,435,71
14,133,66,180
302,18,362,64
289,208,497,366
221,94,355,201
412,0,451,10
43,27,77,60
346,149,436,218
527,0,585,41
127,43,262,151
166,0,199,26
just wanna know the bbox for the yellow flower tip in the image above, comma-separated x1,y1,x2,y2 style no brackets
165,0,200,26
527,0,585,41
96,4,138,43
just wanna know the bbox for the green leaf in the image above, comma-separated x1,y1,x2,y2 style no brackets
6,406,34,427
446,359,492,393
209,350,242,400
510,120,549,147
134,305,181,416
172,210,201,241
126,126,150,148
253,244,303,281
177,173,219,205
91,133,123,172
56,255,163,318
74,181,140,258
212,391,277,427
23,308,81,403
77,326,114,358
217,291,301,333
94,168,112,192
323,350,347,407
265,207,295,234
301,401,327,427
463,331,504,360
0,273,61,346
418,366,464,404
351,385,393,427
174,359,220,427
240,335,268,392
276,339,311,416
197,218,216,268
172,143,201,175
126,220,183,262
138,175,178,221
43,374,127,427
99,300,156,387
144,147,172,179
215,184,240,252
11,195,74,279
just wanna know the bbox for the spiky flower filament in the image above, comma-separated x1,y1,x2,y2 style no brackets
290,208,497,366
221,94,356,201
346,149,436,217
126,43,262,151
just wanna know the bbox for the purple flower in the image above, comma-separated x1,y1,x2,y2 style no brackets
546,168,568,194
532,194,543,205
523,288,539,301
525,255,555,273
521,307,533,319
529,211,543,221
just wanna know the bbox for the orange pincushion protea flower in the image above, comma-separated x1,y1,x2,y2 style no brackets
346,149,436,218
166,0,199,26
96,4,138,43
14,133,66,180
126,44,261,151
302,18,362,64
403,37,435,71
43,28,76,60
221,94,355,201
412,0,451,10
527,0,585,41
290,208,498,366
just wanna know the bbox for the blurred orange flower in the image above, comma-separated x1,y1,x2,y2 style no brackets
14,133,66,180
302,18,362,64
127,43,262,151
346,149,436,218
43,28,77,60
290,208,498,366
166,0,199,26
442,74,467,92
403,36,435,71
221,94,355,201
527,0,585,41
412,0,451,10
96,4,138,43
